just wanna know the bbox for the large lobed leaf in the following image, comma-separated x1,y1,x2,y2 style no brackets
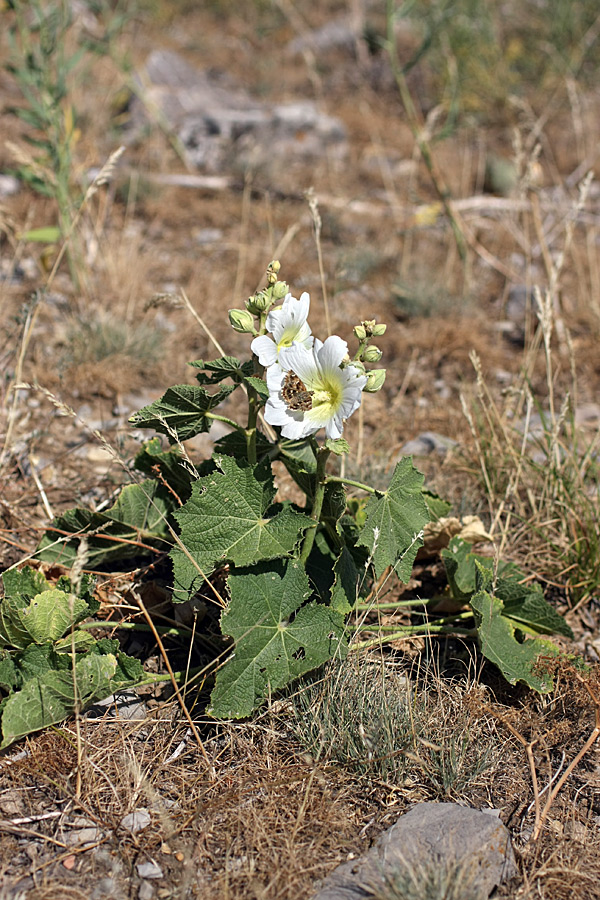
171,455,313,602
471,588,559,693
209,561,347,719
356,457,430,580
129,383,234,442
37,480,173,569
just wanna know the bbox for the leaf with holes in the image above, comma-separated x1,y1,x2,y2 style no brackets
208,561,347,719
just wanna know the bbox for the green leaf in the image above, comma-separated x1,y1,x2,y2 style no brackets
324,437,350,455
356,457,430,579
243,375,269,400
171,456,312,601
129,384,234,443
37,481,173,568
0,653,19,693
278,438,317,497
423,490,452,521
20,226,62,243
53,630,96,653
501,588,573,638
442,537,492,601
190,356,253,385
2,567,50,603
471,589,559,693
18,590,89,644
209,561,348,718
0,595,35,651
0,647,144,749
330,546,360,614
134,437,194,503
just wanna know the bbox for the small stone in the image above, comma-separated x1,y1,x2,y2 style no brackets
139,881,155,900
137,861,163,880
399,431,458,457
0,174,20,197
121,809,151,834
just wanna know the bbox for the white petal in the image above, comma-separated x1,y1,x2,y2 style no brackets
315,335,348,374
251,336,278,368
279,344,318,386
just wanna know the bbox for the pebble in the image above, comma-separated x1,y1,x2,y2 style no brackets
136,861,163,880
121,808,151,834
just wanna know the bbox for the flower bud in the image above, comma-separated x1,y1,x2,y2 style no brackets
362,319,376,337
363,368,386,393
266,259,281,285
229,308,256,334
371,323,387,337
353,324,367,341
246,291,270,314
271,280,289,300
363,345,382,363
350,360,366,375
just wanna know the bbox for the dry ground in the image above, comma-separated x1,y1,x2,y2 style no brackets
1,2,600,898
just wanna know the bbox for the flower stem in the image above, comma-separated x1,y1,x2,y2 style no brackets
299,446,331,565
324,475,377,494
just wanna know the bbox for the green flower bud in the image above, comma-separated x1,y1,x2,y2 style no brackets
350,359,366,375
246,291,270,314
271,280,289,300
371,323,387,337
362,319,376,337
353,324,367,341
229,308,256,334
363,345,383,363
364,368,386,393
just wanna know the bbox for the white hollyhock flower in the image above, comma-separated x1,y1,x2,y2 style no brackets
265,336,367,440
251,291,313,367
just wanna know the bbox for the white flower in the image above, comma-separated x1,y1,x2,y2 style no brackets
264,335,367,440
251,291,313,367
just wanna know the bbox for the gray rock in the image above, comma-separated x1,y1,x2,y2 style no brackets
86,690,148,721
139,881,155,900
0,174,20,198
287,16,358,55
121,808,151,834
312,802,516,900
399,431,458,457
136,861,163,880
130,49,347,174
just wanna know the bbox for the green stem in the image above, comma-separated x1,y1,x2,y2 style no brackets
205,412,244,431
80,620,192,638
325,475,376,494
351,625,477,652
356,610,474,630
354,598,433,611
299,446,331,565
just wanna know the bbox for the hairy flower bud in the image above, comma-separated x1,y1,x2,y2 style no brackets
362,319,376,337
229,308,256,334
371,323,387,337
246,291,270,314
266,259,281,285
271,280,289,300
353,324,367,341
363,368,386,393
363,345,383,363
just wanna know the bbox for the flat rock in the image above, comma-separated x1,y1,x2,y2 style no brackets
121,808,151,834
399,431,458,457
136,861,163,880
312,802,517,900
130,49,347,174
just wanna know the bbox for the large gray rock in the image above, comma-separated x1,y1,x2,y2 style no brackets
313,802,517,900
131,49,347,173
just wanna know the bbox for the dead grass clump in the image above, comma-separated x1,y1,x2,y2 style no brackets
515,831,600,900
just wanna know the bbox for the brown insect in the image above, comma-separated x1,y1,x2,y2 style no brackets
281,371,314,411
